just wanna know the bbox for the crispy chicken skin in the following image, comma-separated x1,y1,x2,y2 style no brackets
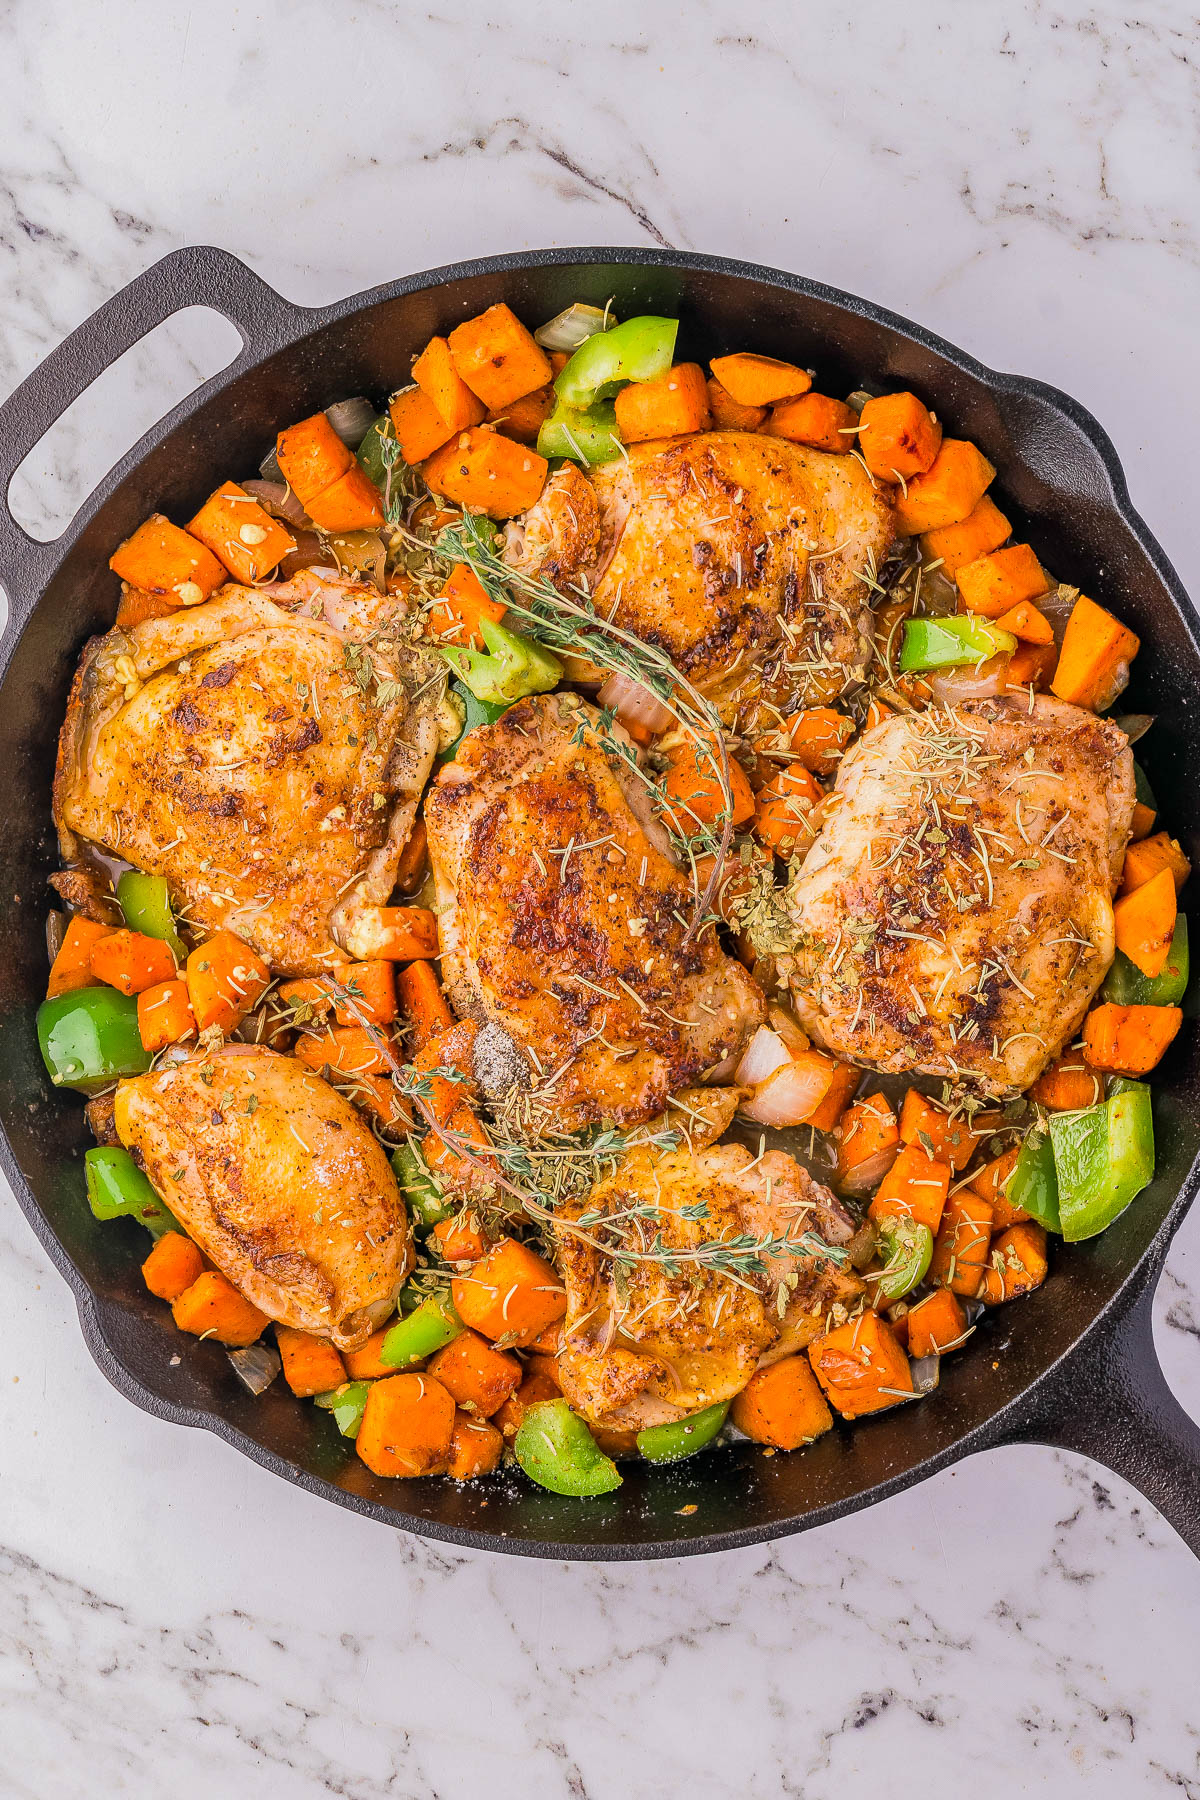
53,572,443,975
783,694,1136,1096
424,692,766,1131
114,1044,413,1349
504,430,893,705
552,1112,862,1430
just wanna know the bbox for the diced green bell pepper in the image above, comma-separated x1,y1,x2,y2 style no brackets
37,987,153,1092
868,1215,934,1302
1048,1084,1155,1241
380,1294,461,1368
899,616,1017,672
514,1398,623,1496
84,1145,178,1237
391,1142,454,1227
314,1380,370,1438
1008,1127,1061,1233
355,414,392,487
439,616,562,705
1103,914,1188,1006
436,678,511,766
554,315,679,408
537,399,624,467
637,1400,729,1464
116,869,185,963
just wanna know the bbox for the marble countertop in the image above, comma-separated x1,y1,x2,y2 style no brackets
3,3,1200,1795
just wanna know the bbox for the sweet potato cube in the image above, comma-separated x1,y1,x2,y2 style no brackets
448,303,552,411
730,1356,833,1448
1050,594,1140,711
808,1311,913,1418
708,353,811,407
706,375,767,431
956,544,1050,618
276,1326,347,1397
1120,832,1190,897
980,1222,1048,1304
920,495,1011,576
276,414,353,506
356,1372,456,1478
614,362,710,443
304,465,385,532
766,392,854,452
171,1270,269,1347
187,481,295,583
905,1289,968,1358
857,391,943,481
422,427,548,518
892,439,996,535
389,385,456,463
109,515,227,600
412,336,486,432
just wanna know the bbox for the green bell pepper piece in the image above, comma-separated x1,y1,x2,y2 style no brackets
514,1398,623,1496
899,616,1017,672
314,1380,370,1439
636,1400,729,1464
391,1142,454,1228
436,679,511,766
439,616,562,706
1049,1084,1155,1242
868,1215,934,1302
1008,1127,1061,1233
554,315,679,408
1134,760,1157,813
37,987,153,1092
537,399,624,467
379,1294,462,1368
116,869,186,963
84,1145,178,1237
1103,914,1188,1006
355,414,392,487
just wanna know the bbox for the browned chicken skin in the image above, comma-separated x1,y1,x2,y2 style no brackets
53,572,443,975
504,430,893,707
114,1044,413,1350
782,694,1135,1095
552,1106,863,1431
424,691,766,1131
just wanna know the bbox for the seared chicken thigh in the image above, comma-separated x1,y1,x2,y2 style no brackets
552,1118,862,1430
424,692,765,1130
504,430,893,706
54,572,443,974
115,1044,413,1350
783,695,1135,1095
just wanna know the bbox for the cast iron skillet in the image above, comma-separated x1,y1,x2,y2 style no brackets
1,246,1198,1561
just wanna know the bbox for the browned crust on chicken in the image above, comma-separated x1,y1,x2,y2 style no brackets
424,691,766,1131
114,1044,413,1349
552,1136,863,1430
783,694,1136,1095
505,430,893,706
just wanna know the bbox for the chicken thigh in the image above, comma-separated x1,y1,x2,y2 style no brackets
552,1116,863,1430
114,1043,413,1349
504,430,893,707
783,694,1135,1095
54,572,444,974
424,691,765,1131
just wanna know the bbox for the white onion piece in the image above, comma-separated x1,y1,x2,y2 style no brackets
909,1353,940,1396
597,670,673,735
227,1342,281,1394
767,1004,810,1057
927,654,1010,704
1112,713,1154,745
534,303,616,352
740,1058,833,1127
837,1142,900,1199
242,478,307,527
324,396,378,449
1035,588,1077,648
734,1027,793,1089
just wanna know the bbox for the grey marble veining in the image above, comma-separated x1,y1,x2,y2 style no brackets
1,2,1199,1795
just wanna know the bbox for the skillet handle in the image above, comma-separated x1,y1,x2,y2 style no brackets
1014,1256,1200,1558
0,246,301,624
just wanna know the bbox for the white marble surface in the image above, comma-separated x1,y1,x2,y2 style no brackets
2,2,1200,1795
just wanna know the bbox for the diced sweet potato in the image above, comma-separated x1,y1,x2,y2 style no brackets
422,427,548,518
448,303,552,411
919,494,1011,576
857,391,942,481
766,392,854,452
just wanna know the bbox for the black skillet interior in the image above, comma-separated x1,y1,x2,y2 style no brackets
1,247,1199,1560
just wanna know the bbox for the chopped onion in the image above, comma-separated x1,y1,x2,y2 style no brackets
735,1026,793,1089
258,444,283,482
927,654,1010,704
324,397,378,450
740,1057,833,1127
534,302,617,352
909,1353,940,1396
837,1142,900,1199
242,478,307,527
46,909,68,963
1034,587,1078,647
767,1004,810,1057
844,1221,879,1272
597,670,673,736
275,531,327,579
226,1342,281,1395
